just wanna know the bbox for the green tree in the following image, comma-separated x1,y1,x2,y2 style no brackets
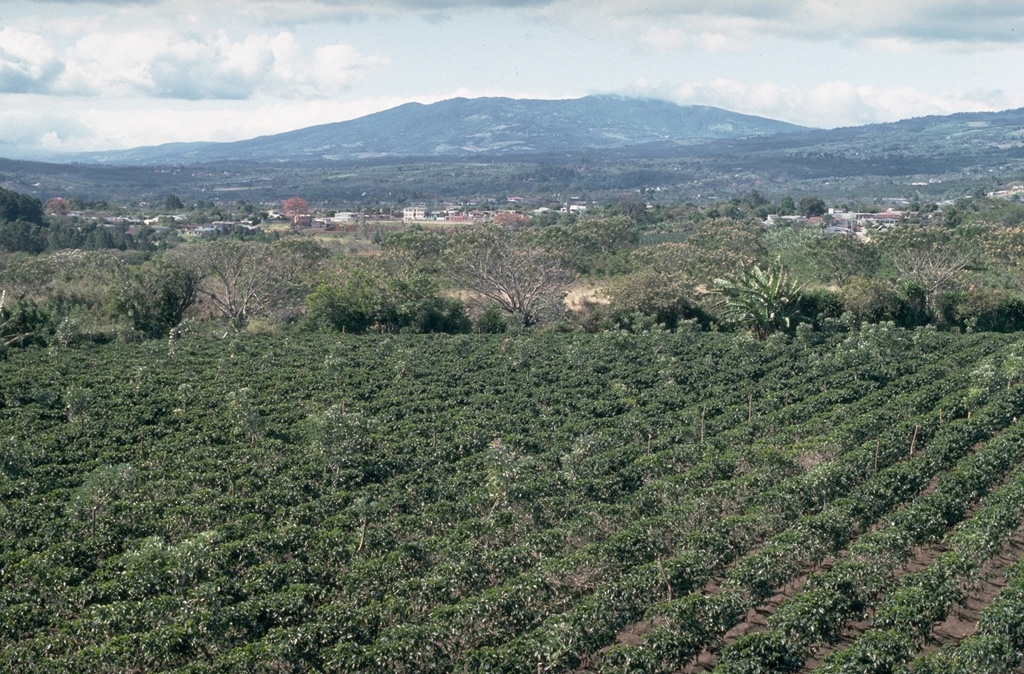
535,216,639,274
164,194,184,211
805,235,880,285
605,269,707,330
306,281,374,334
633,218,766,289
980,226,1024,294
380,227,448,273
305,263,470,335
609,197,650,224
0,219,47,254
0,253,55,301
0,187,44,225
113,256,203,338
46,221,88,250
84,227,126,251
746,189,768,208
0,290,51,347
798,196,827,217
475,304,508,333
841,278,900,324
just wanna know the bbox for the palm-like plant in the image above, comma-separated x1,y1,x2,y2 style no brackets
711,259,805,340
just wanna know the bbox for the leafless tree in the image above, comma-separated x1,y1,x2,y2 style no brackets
451,226,575,327
189,239,326,329
893,245,968,309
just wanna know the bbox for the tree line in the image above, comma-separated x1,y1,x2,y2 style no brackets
5,185,1024,348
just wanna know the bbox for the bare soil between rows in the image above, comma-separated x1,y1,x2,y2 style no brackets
585,444,1024,673
705,447,1023,672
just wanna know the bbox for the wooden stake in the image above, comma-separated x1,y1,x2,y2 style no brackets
657,557,674,602
909,424,919,457
748,393,753,422
874,439,880,473
700,406,706,444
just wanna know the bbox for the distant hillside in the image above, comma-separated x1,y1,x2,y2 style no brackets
68,95,809,165
616,107,1024,165
6,102,1024,205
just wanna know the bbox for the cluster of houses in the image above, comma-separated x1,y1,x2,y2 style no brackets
399,201,587,223
66,194,967,243
179,222,261,237
60,192,601,240
763,208,942,238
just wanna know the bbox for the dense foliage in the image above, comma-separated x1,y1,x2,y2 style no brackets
0,187,44,226
3,328,1024,672
0,204,1012,344
6,183,1024,343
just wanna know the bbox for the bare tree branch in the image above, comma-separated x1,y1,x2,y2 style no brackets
893,245,968,307
451,226,575,327
187,239,326,329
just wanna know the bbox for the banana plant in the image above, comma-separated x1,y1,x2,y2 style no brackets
710,259,806,340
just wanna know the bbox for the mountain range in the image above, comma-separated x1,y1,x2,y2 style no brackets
3,95,1024,204
67,96,808,165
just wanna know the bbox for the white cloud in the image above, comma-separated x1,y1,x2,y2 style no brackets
0,104,89,157
14,0,1024,46
0,93,405,157
0,27,64,93
862,37,919,54
0,27,387,100
639,27,688,53
638,26,743,54
539,0,1024,54
261,33,389,98
668,78,1024,128
696,33,740,53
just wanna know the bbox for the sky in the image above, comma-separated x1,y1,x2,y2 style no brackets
1,0,1024,159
